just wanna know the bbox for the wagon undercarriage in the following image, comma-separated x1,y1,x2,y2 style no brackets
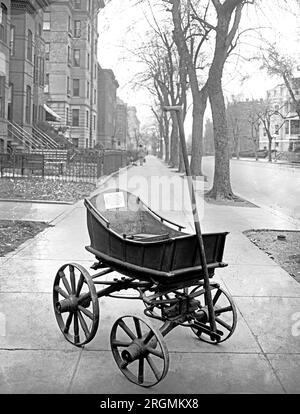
53,260,237,387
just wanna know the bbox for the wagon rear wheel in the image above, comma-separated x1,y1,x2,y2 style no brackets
110,315,169,387
190,286,237,344
53,263,99,347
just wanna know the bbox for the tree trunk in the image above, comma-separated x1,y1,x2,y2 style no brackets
206,3,242,200
268,137,272,162
163,113,170,163
208,77,233,199
190,94,207,178
169,114,179,168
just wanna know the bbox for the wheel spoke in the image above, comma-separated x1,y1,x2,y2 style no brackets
73,312,80,344
76,274,84,297
147,346,164,359
215,306,232,316
138,358,144,384
78,305,94,320
69,265,76,294
118,320,136,340
111,340,131,348
64,312,73,334
146,355,160,380
215,317,232,332
144,329,154,345
77,311,90,339
54,285,69,299
213,289,222,306
134,317,142,338
59,270,72,295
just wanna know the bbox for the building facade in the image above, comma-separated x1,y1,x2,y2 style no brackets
127,105,140,151
114,96,127,150
97,65,118,149
226,99,265,155
259,81,300,152
0,0,11,152
0,0,50,153
44,0,104,148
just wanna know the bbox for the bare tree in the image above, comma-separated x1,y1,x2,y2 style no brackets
206,0,250,200
256,102,286,162
261,43,300,119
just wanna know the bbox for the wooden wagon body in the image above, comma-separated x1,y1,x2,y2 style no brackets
85,189,228,284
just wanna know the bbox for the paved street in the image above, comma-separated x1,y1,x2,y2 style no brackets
1,156,300,394
203,157,300,223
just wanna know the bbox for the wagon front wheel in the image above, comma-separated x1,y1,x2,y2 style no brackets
190,286,237,344
53,263,99,347
110,315,169,387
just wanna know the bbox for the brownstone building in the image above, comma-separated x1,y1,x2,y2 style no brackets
115,97,127,150
0,0,11,152
44,0,105,148
97,64,118,149
0,0,51,152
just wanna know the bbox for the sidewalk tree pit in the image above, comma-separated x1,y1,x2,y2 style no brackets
0,220,50,257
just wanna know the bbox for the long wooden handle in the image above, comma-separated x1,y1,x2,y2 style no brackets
174,109,217,338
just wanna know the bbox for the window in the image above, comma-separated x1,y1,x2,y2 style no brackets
93,115,96,130
10,25,15,56
67,45,71,65
87,81,89,99
33,55,38,84
67,76,70,95
86,110,89,127
291,120,300,135
43,12,51,31
94,89,96,104
68,16,72,34
66,107,70,125
39,57,44,86
88,24,90,42
27,30,33,61
45,42,50,60
0,76,5,118
73,49,80,67
0,4,8,43
73,79,80,96
74,20,81,38
74,0,81,9
72,109,80,126
26,86,32,124
285,121,289,135
87,53,90,69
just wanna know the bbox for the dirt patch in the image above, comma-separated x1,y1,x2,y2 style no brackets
0,178,96,203
0,220,51,257
204,192,258,208
244,230,300,283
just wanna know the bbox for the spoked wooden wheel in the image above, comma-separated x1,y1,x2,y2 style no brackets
190,286,237,344
110,315,169,387
53,263,99,347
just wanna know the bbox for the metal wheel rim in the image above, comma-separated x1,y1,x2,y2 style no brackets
190,285,237,344
110,315,169,388
53,263,99,347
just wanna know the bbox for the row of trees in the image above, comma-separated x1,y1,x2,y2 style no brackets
131,0,299,199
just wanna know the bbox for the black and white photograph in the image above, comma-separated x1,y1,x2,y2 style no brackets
0,0,300,401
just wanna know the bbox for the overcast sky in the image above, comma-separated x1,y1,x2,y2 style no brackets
97,0,300,132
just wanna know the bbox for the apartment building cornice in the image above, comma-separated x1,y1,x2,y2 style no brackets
11,0,52,13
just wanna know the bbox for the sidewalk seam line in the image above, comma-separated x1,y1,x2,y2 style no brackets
67,347,84,394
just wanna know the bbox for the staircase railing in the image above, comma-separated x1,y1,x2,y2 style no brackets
33,125,59,149
7,120,38,150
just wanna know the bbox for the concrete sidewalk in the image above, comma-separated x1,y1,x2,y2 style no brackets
0,156,300,394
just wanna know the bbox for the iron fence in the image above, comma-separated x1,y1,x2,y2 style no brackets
0,150,129,183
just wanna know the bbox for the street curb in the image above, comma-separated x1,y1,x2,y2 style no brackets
231,158,300,168
0,198,74,205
